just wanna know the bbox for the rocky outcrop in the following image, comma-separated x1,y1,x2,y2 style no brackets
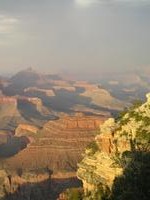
0,170,8,198
24,87,55,97
15,124,39,136
17,96,52,116
0,97,17,105
0,96,25,130
17,96,42,105
0,95,55,130
4,115,107,172
43,114,106,130
73,81,127,111
77,93,150,199
80,85,126,111
0,96,20,119
0,96,45,113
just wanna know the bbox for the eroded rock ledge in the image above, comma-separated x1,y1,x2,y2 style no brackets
77,93,150,199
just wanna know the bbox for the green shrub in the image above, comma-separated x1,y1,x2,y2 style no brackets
87,141,99,155
65,187,83,200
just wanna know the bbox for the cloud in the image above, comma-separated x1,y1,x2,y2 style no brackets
0,15,19,34
0,15,20,47
75,0,100,7
114,0,150,5
75,0,150,7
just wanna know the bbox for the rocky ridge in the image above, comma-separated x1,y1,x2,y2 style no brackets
0,95,55,129
4,114,107,172
24,87,55,97
77,93,150,199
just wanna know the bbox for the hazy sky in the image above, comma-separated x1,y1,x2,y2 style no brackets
0,0,150,76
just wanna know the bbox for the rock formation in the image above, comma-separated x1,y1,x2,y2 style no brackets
0,96,21,129
80,85,126,111
0,97,17,105
17,96,51,115
24,87,55,97
15,124,39,136
0,95,55,130
4,115,107,172
77,93,150,199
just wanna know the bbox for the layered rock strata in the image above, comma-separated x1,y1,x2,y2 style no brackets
5,115,107,172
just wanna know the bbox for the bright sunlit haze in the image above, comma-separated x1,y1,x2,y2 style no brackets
0,0,150,77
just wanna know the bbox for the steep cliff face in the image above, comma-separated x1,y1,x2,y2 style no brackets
0,96,23,129
17,96,52,116
0,96,54,130
77,93,150,199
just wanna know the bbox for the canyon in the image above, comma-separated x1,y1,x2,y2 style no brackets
0,68,149,199
0,113,107,200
